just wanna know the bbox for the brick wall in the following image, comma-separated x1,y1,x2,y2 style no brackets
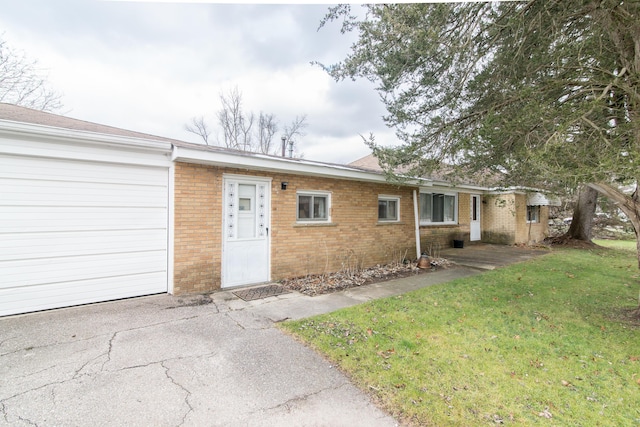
482,193,517,244
173,162,418,294
514,194,551,244
173,163,222,294
173,162,550,294
481,193,550,244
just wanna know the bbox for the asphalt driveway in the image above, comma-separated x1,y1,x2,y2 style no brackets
0,245,545,426
0,291,400,427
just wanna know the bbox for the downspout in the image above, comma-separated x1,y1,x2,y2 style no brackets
413,190,421,260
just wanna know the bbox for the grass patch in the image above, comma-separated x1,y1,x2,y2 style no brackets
594,239,637,252
281,248,640,426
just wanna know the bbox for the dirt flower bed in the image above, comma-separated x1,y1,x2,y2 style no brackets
280,257,451,296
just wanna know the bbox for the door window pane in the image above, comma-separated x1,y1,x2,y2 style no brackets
237,184,256,238
239,198,251,211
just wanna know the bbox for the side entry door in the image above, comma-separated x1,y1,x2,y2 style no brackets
222,176,271,288
470,194,481,241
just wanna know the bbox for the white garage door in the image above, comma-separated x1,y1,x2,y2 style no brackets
0,154,169,316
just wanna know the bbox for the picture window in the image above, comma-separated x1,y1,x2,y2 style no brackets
419,192,457,224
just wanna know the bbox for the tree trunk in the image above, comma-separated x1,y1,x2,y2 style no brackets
587,183,640,320
587,183,640,269
566,185,598,241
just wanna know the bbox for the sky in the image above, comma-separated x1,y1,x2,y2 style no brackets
0,1,398,164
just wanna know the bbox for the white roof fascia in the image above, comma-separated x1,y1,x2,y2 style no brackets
0,119,173,153
173,145,495,191
173,145,433,185
487,186,562,206
420,182,491,193
487,189,527,195
490,185,549,194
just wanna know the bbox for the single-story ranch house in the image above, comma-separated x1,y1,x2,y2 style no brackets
0,103,557,316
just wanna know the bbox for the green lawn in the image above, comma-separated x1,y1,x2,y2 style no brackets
594,238,637,252
281,247,640,426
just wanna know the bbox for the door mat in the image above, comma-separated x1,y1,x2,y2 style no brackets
233,284,291,302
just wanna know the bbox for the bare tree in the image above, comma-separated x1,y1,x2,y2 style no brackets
186,86,306,157
238,111,254,152
257,112,278,154
184,116,211,145
282,114,308,157
0,35,62,111
217,86,244,149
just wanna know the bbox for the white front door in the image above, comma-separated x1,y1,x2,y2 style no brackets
222,176,271,288
470,194,481,241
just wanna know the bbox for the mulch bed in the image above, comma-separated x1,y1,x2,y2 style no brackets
280,258,451,297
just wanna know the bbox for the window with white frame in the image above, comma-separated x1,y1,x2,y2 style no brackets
378,196,400,221
419,192,457,224
527,205,540,223
297,191,330,222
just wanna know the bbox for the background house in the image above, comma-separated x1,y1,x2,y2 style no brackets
350,154,558,249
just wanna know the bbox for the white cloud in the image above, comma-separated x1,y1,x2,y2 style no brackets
0,2,398,163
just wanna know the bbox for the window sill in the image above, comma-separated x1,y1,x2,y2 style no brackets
377,221,405,225
419,222,459,227
293,222,338,227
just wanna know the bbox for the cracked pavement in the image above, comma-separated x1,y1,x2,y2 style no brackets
0,290,401,426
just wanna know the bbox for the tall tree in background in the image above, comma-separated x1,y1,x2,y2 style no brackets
186,86,307,156
320,1,640,268
0,35,62,111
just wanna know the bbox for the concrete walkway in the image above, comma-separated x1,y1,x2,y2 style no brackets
440,243,549,271
0,245,545,426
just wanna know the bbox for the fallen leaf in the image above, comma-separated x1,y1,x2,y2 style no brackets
561,380,571,387
538,408,553,419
